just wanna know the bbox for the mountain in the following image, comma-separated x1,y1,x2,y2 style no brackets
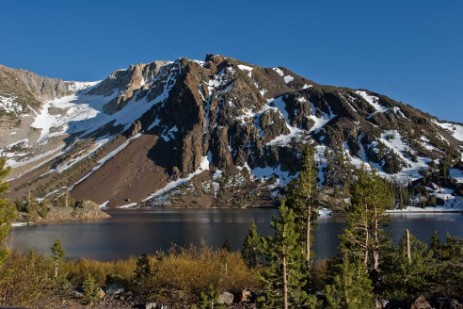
0,55,462,208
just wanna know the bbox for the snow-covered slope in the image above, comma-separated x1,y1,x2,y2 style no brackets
1,55,462,208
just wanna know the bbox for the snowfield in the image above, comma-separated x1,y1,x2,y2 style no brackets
6,63,177,176
434,120,463,142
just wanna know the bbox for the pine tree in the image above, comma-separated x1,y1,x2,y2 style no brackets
0,158,16,263
82,273,99,304
325,251,374,309
440,152,452,178
258,201,315,309
51,239,66,279
221,238,231,252
135,253,151,279
380,230,430,299
198,283,221,309
286,145,318,264
241,222,262,268
429,230,441,257
340,167,391,272
132,253,151,298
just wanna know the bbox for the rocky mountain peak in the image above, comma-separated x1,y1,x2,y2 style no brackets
0,55,462,208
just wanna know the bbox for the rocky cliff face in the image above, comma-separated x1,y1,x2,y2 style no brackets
1,55,462,208
0,64,86,113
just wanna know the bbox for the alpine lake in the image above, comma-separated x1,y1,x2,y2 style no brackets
8,208,463,261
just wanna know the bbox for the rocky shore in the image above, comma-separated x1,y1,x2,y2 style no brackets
13,200,110,225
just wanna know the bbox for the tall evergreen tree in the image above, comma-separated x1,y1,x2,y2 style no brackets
0,158,16,263
241,222,262,268
286,145,318,264
325,251,374,309
257,201,316,309
340,167,391,272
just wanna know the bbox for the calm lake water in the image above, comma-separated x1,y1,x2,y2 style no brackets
7,209,463,261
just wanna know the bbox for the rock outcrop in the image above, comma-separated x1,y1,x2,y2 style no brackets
1,55,462,208
36,200,110,223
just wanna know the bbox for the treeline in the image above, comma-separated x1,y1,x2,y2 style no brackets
321,147,462,209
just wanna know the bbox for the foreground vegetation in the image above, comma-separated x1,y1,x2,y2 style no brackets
0,244,260,307
1,150,463,308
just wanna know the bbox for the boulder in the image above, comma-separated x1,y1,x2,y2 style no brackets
238,289,257,303
217,291,234,305
97,287,106,300
105,283,125,296
430,297,462,309
411,296,431,309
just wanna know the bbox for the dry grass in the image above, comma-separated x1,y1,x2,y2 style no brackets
0,252,57,307
0,244,261,307
151,244,261,295
65,256,138,286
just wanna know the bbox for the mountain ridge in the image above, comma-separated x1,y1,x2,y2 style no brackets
0,54,462,208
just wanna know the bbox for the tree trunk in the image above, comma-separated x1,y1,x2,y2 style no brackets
306,205,312,263
283,254,288,309
406,229,411,263
363,206,370,269
373,208,380,272
283,223,288,309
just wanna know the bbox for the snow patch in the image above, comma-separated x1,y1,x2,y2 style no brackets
143,156,210,201
237,64,254,78
0,95,23,114
355,90,388,118
434,120,463,142
284,75,294,84
302,84,312,89
307,102,336,133
272,67,284,76
65,81,101,93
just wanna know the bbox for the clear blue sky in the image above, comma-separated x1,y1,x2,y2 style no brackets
1,0,462,122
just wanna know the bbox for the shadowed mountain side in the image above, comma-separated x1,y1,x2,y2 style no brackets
71,134,170,208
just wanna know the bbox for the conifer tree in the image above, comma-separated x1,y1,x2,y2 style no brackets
258,201,315,309
325,251,374,309
380,230,429,299
286,145,318,264
133,253,151,299
198,283,220,309
429,230,441,257
0,158,16,263
51,239,66,279
82,273,99,304
134,253,151,282
241,222,262,268
340,166,391,272
221,238,231,252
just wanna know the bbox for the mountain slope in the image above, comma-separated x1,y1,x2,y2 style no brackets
1,55,462,208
